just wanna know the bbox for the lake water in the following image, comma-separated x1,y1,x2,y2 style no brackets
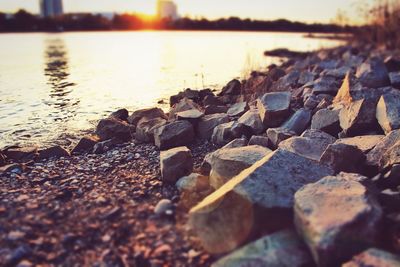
0,31,344,148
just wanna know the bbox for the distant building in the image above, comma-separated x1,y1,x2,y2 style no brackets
40,0,63,18
157,0,179,20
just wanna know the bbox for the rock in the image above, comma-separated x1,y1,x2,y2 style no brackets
298,70,316,85
170,88,201,106
189,149,333,254
176,109,204,121
279,134,335,161
366,129,400,169
127,107,166,127
339,98,380,136
0,152,5,166
95,118,134,141
311,108,341,136
376,91,400,134
389,72,400,89
4,146,38,161
237,110,265,135
71,135,99,154
203,95,223,106
266,127,296,148
301,129,337,142
343,248,400,267
334,135,384,153
154,199,174,216
211,122,235,146
270,70,300,91
294,173,383,267
197,114,230,140
384,56,400,72
204,105,229,115
333,72,358,103
381,141,400,170
109,108,129,121
209,145,272,189
169,98,202,120
211,230,313,267
257,92,291,127
320,143,366,173
160,147,193,184
135,117,167,143
280,108,312,135
312,75,340,95
356,57,391,88
39,146,70,159
248,135,269,147
219,79,241,96
0,163,24,175
227,102,249,117
154,121,195,150
176,173,210,193
92,138,123,154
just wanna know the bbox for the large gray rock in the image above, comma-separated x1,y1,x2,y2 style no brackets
257,92,291,127
169,98,202,120
376,91,400,134
311,108,341,136
211,122,235,146
238,110,265,134
197,113,230,140
209,145,272,189
176,109,204,121
356,57,391,88
160,147,193,184
334,135,384,153
266,127,296,149
211,230,313,267
279,134,335,161
248,135,269,147
339,99,379,136
135,117,167,143
280,108,312,135
96,118,134,141
294,173,383,267
342,248,400,267
154,120,195,150
366,130,400,168
227,102,249,117
127,107,166,127
320,143,365,173
189,149,333,254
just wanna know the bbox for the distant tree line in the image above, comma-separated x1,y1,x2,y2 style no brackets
0,9,355,33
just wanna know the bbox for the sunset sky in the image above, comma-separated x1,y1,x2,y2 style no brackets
0,0,370,23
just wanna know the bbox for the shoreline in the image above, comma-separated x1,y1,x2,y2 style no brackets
1,44,400,266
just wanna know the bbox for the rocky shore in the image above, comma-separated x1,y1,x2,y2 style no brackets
2,44,400,266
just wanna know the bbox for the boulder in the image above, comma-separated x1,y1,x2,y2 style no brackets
248,136,269,147
211,122,235,146
294,173,383,267
312,75,340,95
279,134,335,161
135,117,167,143
169,98,202,120
311,108,341,136
343,248,400,267
96,118,134,141
204,105,228,115
366,130,400,169
71,135,99,154
39,146,70,159
301,129,336,142
219,79,241,96
280,108,311,135
320,143,366,173
176,109,204,121
209,145,272,189
376,91,400,134
257,92,291,127
3,146,38,161
227,102,249,117
170,88,201,106
389,72,400,89
211,230,313,267
266,127,296,148
197,114,230,140
356,57,391,88
203,95,223,106
160,147,193,184
154,121,195,150
339,99,380,136
334,135,384,153
237,110,265,134
189,149,333,254
92,138,123,154
109,108,129,121
127,107,166,127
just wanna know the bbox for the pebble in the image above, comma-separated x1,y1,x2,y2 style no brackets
154,199,174,216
